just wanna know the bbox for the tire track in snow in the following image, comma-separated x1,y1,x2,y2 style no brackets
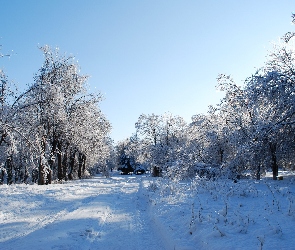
1,176,167,250
74,176,167,250
0,184,101,243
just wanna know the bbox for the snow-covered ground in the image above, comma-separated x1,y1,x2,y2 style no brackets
1,172,295,250
145,171,295,250
0,175,166,250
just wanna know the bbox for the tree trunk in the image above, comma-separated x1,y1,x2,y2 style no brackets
38,135,51,185
68,149,75,180
62,147,68,181
24,164,29,183
0,168,5,184
153,128,157,146
82,154,86,175
57,141,62,181
269,142,278,180
78,152,83,179
47,170,52,184
256,164,261,180
48,138,58,172
38,136,46,185
6,155,13,185
38,155,45,185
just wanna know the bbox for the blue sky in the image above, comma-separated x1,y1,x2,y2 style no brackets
0,1,294,142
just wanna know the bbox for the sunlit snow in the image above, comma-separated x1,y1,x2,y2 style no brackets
1,172,295,250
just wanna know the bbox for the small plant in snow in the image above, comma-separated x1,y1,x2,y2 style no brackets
189,202,196,235
148,181,158,192
213,225,226,237
239,214,250,234
264,217,283,237
265,182,280,212
257,235,265,250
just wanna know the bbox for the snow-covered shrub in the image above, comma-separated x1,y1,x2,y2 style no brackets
165,160,195,181
194,163,221,180
148,181,159,192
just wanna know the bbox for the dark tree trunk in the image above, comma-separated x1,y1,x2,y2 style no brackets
62,146,68,181
78,152,83,179
57,141,62,181
0,168,5,184
6,155,13,185
16,148,23,183
38,136,46,185
269,142,278,180
82,154,86,175
47,170,52,184
24,165,29,183
38,155,45,185
256,164,261,180
68,150,75,180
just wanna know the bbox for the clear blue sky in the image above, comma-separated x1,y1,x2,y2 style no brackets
1,1,294,142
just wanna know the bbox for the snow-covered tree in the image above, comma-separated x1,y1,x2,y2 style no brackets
0,52,20,184
243,37,295,179
135,113,188,178
0,46,111,184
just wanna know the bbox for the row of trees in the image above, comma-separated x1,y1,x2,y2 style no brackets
0,46,112,184
2,15,295,184
116,16,295,180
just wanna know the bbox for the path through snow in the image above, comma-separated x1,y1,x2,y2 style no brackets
0,175,167,250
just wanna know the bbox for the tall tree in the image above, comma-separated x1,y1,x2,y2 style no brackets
1,46,112,184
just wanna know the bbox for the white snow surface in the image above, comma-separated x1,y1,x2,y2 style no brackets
0,172,295,250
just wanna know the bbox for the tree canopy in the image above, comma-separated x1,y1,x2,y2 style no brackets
0,46,111,184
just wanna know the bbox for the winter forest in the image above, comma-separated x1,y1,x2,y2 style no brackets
1,11,295,250
2,16,295,185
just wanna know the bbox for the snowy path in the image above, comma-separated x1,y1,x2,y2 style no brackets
0,175,167,250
